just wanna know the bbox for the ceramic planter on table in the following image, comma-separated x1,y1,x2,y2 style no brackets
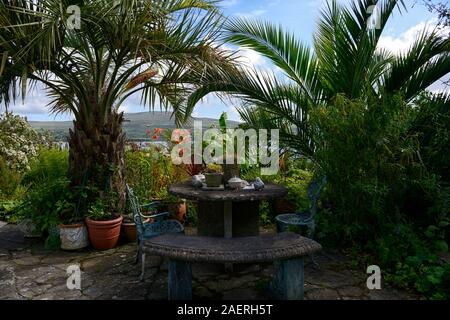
204,173,223,187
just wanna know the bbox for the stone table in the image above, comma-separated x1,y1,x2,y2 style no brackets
169,182,287,238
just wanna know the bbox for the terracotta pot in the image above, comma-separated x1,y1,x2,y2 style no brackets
59,223,89,250
168,201,187,224
85,216,123,250
275,198,297,214
121,221,137,242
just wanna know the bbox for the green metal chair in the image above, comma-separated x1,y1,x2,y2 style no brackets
275,176,327,237
275,176,327,268
126,184,184,281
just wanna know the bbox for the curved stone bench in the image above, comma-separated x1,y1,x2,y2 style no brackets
143,232,322,300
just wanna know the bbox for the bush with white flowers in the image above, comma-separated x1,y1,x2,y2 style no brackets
0,113,48,172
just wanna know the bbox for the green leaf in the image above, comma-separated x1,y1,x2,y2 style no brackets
425,225,439,238
0,51,8,76
219,112,227,133
435,240,448,253
438,220,449,228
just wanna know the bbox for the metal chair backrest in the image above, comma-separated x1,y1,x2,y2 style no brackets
126,184,145,238
306,176,327,216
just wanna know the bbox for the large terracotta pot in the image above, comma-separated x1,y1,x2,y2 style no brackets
59,223,89,250
85,216,123,250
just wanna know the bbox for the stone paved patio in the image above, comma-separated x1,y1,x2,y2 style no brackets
0,222,419,300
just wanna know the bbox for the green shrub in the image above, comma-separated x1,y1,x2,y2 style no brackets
274,168,313,212
0,157,22,199
311,94,426,244
185,201,198,226
241,157,314,225
310,94,450,299
0,199,20,222
16,149,72,234
125,146,187,202
411,92,450,183
0,112,49,172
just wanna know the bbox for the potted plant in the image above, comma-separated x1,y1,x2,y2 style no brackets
85,198,123,250
57,199,89,251
121,207,137,243
158,195,187,225
204,164,223,187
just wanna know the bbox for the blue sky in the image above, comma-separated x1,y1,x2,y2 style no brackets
3,0,440,121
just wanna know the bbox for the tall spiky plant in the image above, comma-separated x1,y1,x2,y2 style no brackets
187,0,450,157
0,0,239,212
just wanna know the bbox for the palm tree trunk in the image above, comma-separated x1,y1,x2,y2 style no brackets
68,110,126,213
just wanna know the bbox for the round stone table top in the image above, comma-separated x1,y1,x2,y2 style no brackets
169,181,287,202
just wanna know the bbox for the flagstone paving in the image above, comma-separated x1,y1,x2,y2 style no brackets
0,223,419,300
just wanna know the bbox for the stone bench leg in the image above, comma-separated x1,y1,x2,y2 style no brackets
168,260,192,300
272,258,304,300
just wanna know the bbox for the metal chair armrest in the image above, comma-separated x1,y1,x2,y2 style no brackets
140,201,162,211
141,212,169,222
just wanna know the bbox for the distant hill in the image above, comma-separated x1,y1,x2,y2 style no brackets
29,112,241,141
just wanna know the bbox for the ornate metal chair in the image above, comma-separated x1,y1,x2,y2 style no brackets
275,176,327,238
126,184,184,281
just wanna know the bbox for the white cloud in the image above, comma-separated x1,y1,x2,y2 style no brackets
378,19,449,56
6,83,50,115
220,0,239,8
378,19,450,94
236,47,266,68
235,9,267,19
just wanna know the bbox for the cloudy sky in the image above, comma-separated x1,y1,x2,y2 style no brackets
2,0,443,121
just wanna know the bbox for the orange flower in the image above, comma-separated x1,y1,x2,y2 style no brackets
153,128,163,135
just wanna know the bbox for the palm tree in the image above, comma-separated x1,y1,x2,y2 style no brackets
0,0,238,210
187,0,450,157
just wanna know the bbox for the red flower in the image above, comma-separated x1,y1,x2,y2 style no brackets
153,135,158,140
146,130,151,135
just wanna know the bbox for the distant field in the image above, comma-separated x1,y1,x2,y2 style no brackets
29,112,240,141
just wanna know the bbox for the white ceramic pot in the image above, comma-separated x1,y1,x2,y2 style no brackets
59,223,89,250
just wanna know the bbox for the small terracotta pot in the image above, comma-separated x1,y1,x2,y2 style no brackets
85,216,123,250
168,201,187,224
275,198,297,214
121,221,137,243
